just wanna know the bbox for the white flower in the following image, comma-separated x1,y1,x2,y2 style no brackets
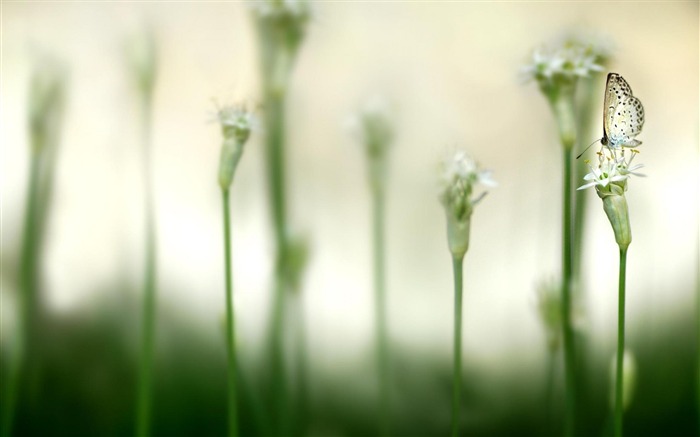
578,149,644,191
217,105,255,144
442,150,497,189
439,150,495,220
521,39,604,86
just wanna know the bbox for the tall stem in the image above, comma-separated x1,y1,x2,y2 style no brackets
614,248,628,437
2,150,42,437
451,254,464,437
137,96,157,437
372,187,390,436
562,147,576,437
222,189,239,437
544,350,557,434
265,88,290,436
293,293,309,437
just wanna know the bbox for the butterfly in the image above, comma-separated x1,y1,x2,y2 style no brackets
601,72,645,149
577,73,645,159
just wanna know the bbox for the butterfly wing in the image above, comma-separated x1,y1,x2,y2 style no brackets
603,73,634,144
608,96,645,148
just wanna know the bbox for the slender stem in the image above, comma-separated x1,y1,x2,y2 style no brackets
222,189,239,437
451,254,464,437
561,147,576,437
137,96,157,437
2,149,42,437
544,350,556,435
293,293,309,437
614,248,628,437
265,88,290,436
372,187,390,436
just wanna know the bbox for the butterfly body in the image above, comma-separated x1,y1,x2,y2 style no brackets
601,73,645,149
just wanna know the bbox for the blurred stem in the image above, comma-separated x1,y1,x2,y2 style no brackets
137,95,157,437
372,186,390,436
2,147,42,437
451,254,464,437
562,147,576,437
572,78,599,281
614,248,628,437
265,88,290,436
293,293,309,437
544,350,557,435
222,189,239,437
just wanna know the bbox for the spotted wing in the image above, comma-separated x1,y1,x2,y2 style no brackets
603,73,634,142
608,96,645,148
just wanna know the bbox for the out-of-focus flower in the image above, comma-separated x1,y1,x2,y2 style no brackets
438,150,495,258
217,104,255,190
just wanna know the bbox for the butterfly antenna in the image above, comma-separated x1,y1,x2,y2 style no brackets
576,139,601,160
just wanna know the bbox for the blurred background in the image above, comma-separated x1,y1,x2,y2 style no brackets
1,2,698,436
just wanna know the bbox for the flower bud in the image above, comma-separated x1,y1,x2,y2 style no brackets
217,106,254,190
598,188,631,251
446,213,470,260
438,150,495,259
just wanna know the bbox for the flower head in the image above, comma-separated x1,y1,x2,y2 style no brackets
578,148,644,193
438,150,495,258
347,96,394,193
217,104,255,189
252,0,311,62
580,148,642,250
217,104,255,144
439,150,495,221
347,96,394,160
521,37,605,90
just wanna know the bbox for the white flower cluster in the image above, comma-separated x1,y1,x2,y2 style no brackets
578,149,644,192
521,39,604,87
217,105,255,144
439,150,496,221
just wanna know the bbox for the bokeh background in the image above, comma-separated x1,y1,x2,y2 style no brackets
2,1,698,436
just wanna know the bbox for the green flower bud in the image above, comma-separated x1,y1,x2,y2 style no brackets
438,150,495,259
446,213,470,260
217,105,254,190
598,188,632,251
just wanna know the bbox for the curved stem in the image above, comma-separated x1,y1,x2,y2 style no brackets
562,147,576,437
373,188,390,436
222,189,239,437
614,248,628,437
451,254,464,437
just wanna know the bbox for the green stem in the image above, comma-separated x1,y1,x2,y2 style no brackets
265,88,290,436
293,294,309,437
373,188,390,436
222,189,239,437
562,147,576,437
614,248,628,437
137,96,157,437
544,350,556,435
451,254,464,437
2,149,42,437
